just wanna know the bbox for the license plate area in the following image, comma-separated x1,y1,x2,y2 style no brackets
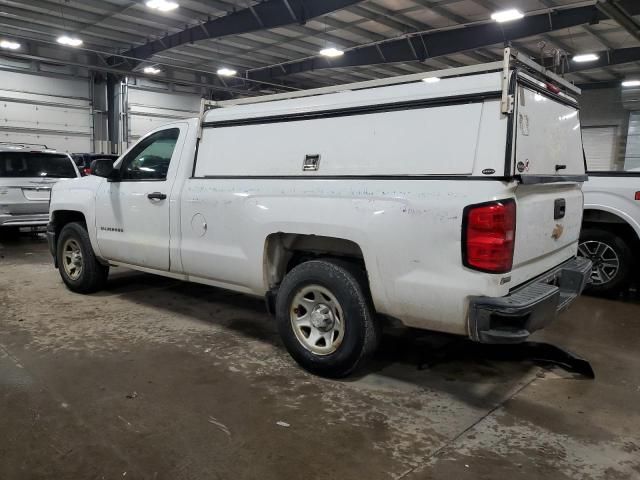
22,188,51,201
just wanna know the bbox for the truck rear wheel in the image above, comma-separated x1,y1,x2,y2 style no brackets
57,222,109,294
578,228,632,297
275,259,379,378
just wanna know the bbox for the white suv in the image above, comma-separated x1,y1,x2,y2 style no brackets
0,143,80,232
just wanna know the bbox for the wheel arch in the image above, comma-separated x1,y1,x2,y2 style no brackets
51,210,87,234
262,233,373,313
49,210,107,265
582,208,640,248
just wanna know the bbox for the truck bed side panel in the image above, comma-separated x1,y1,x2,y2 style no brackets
180,179,520,335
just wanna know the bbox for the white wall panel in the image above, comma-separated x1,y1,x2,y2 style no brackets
0,70,91,153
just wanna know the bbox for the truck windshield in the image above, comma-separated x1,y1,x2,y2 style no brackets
0,152,76,178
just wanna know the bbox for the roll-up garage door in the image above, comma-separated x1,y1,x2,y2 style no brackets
0,70,91,153
582,126,617,171
126,81,201,144
624,111,640,171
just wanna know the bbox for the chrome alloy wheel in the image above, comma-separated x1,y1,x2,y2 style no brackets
62,238,83,281
578,240,620,286
290,285,345,355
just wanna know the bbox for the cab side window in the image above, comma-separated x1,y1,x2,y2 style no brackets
120,128,180,181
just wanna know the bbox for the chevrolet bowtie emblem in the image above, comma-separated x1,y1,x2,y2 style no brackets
551,224,564,240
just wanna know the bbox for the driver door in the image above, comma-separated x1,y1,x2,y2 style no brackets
95,124,186,271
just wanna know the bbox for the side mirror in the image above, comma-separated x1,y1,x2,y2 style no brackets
90,159,118,180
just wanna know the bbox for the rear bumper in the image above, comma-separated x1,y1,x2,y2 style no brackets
468,257,592,344
0,213,49,227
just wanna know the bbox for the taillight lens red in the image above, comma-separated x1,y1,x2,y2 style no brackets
463,200,516,274
83,167,92,176
635,191,640,201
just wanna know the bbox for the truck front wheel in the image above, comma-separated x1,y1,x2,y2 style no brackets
578,228,633,297
275,259,380,378
56,222,109,294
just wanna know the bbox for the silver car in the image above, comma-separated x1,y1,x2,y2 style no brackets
0,143,80,232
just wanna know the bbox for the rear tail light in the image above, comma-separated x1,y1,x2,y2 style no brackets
83,167,92,176
462,199,516,274
635,191,640,201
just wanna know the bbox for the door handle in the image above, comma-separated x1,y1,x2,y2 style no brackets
147,192,167,200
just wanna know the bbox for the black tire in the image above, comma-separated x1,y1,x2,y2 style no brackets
56,222,109,294
276,259,380,378
579,227,633,297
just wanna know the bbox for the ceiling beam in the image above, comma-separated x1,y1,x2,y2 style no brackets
578,80,623,90
596,0,640,43
115,0,365,63
248,1,640,82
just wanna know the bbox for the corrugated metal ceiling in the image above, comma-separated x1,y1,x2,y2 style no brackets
0,0,639,93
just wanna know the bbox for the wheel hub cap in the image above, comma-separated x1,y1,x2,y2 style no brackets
310,304,334,331
72,253,82,266
62,238,83,281
290,285,345,356
578,240,620,286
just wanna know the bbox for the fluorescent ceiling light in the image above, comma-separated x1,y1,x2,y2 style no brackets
146,0,179,12
573,53,599,63
57,35,83,47
491,9,524,23
217,67,237,77
320,47,344,58
143,66,161,74
0,40,20,50
422,77,441,83
622,80,640,88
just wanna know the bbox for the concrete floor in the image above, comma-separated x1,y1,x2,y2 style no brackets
0,233,639,480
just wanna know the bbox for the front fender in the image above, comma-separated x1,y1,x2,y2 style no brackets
50,176,104,259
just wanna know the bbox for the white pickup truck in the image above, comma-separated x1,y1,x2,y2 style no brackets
580,173,640,296
47,50,591,377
